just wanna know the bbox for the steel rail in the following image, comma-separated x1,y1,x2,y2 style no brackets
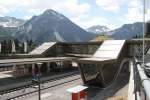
7,76,80,100
0,71,79,95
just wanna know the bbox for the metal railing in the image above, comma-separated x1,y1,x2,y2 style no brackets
133,58,150,100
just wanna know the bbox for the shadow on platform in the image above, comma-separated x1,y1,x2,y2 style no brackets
87,72,129,100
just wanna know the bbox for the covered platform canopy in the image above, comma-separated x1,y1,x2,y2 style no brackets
29,42,56,55
0,57,77,77
0,57,76,65
76,40,125,63
76,40,126,87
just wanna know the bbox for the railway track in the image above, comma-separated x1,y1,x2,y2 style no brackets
7,76,80,100
0,71,79,96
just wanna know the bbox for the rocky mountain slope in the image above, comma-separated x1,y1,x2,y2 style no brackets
110,22,143,39
13,9,96,43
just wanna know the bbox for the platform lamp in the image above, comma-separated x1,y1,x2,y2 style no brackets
37,62,42,100
32,63,42,100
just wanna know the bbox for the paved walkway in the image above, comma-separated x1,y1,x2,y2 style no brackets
0,69,129,100
14,72,129,100
22,77,82,100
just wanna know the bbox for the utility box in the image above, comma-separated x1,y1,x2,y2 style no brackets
67,85,88,100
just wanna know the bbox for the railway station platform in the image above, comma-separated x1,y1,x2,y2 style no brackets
0,69,78,92
1,69,129,100
22,73,128,100
1,39,147,100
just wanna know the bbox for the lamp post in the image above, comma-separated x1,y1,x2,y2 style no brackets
37,63,42,100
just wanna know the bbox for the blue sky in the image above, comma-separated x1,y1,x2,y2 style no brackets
0,0,149,29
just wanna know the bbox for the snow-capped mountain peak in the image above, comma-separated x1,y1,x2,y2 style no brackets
0,16,25,27
87,25,110,34
43,9,65,20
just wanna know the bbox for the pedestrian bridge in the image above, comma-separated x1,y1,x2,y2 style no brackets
0,39,150,99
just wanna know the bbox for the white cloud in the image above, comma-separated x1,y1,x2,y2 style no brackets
0,0,92,28
0,0,90,18
71,16,118,29
56,2,90,17
2,0,147,30
0,6,10,14
96,0,126,11
125,0,143,23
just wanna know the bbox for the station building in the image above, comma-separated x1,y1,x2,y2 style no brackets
0,39,150,88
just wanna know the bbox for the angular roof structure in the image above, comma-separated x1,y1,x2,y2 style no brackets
77,40,126,63
29,42,56,55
